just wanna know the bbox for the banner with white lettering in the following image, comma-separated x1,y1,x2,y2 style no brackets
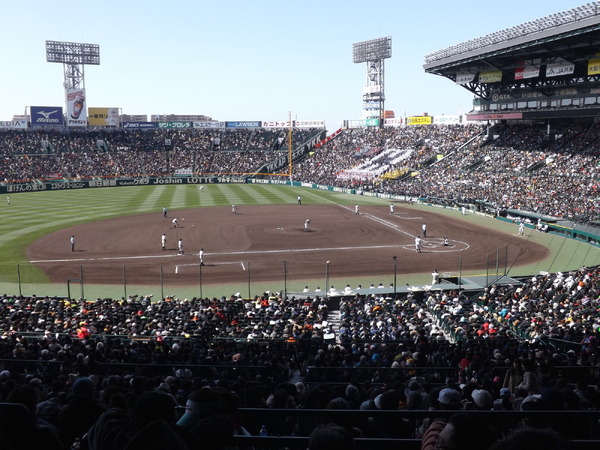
226,121,261,128
515,59,541,80
192,121,226,129
30,106,64,127
123,122,157,129
158,122,191,129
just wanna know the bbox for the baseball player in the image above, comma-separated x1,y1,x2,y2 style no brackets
432,269,439,285
161,233,166,251
232,204,237,214
163,207,167,218
422,223,427,238
304,218,311,232
389,203,394,214
178,238,184,255
297,195,302,205
415,236,422,253
518,222,525,236
355,204,360,215
172,218,178,228
70,235,75,252
199,248,204,265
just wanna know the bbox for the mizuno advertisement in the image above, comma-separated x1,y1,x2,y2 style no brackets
30,107,64,126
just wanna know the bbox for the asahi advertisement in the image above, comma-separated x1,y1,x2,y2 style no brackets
66,88,87,127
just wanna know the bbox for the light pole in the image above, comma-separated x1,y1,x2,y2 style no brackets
393,256,397,295
283,260,287,300
325,261,330,298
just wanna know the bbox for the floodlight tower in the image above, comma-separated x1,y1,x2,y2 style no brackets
46,40,100,126
352,37,392,127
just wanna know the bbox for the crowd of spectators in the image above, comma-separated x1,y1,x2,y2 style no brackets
0,128,322,181
0,122,599,447
0,265,598,447
288,122,598,222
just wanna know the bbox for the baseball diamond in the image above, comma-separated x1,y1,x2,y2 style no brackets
26,199,549,287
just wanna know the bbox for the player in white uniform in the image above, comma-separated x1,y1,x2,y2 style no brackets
432,269,439,284
304,218,311,232
422,223,427,237
172,218,178,228
415,236,422,253
389,203,394,214
161,233,166,251
199,248,204,265
232,204,237,214
70,235,75,252
178,239,184,255
355,204,360,215
518,222,525,236
297,195,302,205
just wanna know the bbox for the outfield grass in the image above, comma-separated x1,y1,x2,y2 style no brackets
1,184,598,299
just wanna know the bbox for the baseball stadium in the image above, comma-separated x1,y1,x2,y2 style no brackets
1,3,600,450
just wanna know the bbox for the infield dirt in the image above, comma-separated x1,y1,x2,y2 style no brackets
27,204,548,287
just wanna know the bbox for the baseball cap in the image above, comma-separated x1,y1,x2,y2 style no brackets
471,389,493,409
438,388,461,406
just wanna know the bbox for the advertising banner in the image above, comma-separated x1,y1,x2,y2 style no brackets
546,58,575,77
0,120,28,129
226,121,261,128
588,55,600,75
515,59,541,80
456,71,476,85
407,116,432,125
158,121,191,129
88,107,119,126
479,70,502,83
123,122,157,129
30,106,64,127
66,88,87,127
192,121,226,129
384,118,403,127
261,121,291,128
433,115,461,125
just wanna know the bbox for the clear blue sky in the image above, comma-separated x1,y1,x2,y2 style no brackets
0,0,588,129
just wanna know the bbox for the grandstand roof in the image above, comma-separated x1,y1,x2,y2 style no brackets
423,2,600,120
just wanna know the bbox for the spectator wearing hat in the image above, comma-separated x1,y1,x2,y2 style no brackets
471,389,493,410
437,387,462,409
